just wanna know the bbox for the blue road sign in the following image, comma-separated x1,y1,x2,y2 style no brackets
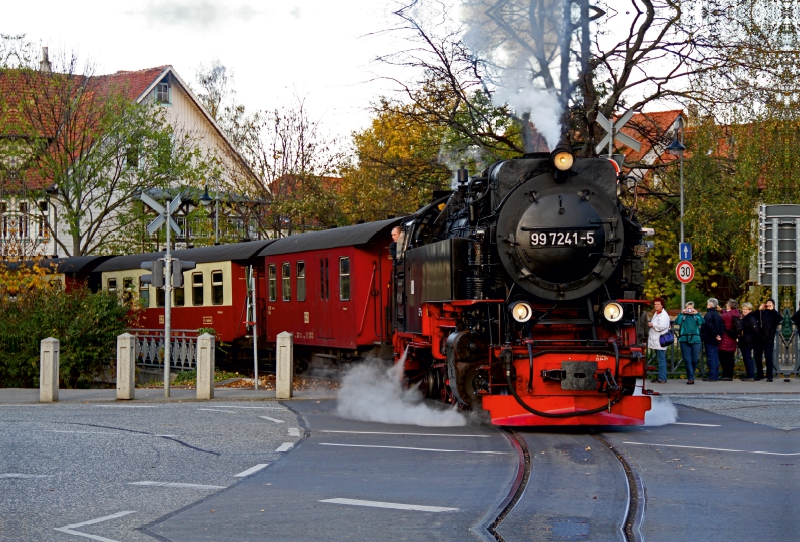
679,242,692,261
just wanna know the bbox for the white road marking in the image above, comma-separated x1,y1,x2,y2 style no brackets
128,481,225,489
54,510,136,542
234,464,270,477
275,442,294,452
319,430,489,438
318,443,506,454
623,441,800,456
0,473,52,479
197,408,238,413
93,405,157,408
210,405,283,409
671,422,721,427
45,430,117,434
320,498,458,513
288,427,301,437
259,416,285,423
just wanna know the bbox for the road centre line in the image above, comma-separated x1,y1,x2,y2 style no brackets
93,405,157,408
288,427,301,437
319,443,507,454
623,441,800,456
319,430,489,438
129,481,225,489
0,473,52,479
197,408,238,413
234,464,270,477
209,405,283,409
275,442,294,452
259,416,284,423
320,498,458,513
671,422,721,427
54,510,136,542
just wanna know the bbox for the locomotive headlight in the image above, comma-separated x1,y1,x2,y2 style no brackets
603,302,624,323
509,301,533,323
552,150,574,171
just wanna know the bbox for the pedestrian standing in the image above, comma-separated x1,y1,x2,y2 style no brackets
701,298,724,381
754,299,781,382
719,299,740,381
675,301,704,384
739,302,758,380
647,297,671,384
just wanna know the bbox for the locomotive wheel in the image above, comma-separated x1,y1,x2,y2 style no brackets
459,364,489,411
294,357,309,375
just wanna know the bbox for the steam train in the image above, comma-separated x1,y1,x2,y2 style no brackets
39,145,655,426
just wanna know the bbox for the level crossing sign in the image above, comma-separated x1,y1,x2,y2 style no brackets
676,261,695,284
679,242,692,261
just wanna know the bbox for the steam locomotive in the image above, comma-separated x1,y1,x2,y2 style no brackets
391,145,655,425
39,144,655,426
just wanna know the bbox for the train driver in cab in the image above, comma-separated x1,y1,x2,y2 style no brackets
390,226,404,260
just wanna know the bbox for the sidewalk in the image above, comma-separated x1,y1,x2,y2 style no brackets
647,377,800,395
0,386,338,404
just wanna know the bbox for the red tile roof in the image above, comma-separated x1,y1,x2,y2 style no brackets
94,66,169,102
618,109,683,164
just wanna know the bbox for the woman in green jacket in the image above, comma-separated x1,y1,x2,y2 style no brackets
675,301,704,384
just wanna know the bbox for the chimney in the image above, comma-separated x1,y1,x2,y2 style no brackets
39,47,51,72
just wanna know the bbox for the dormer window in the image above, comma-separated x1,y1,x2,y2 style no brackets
155,78,170,104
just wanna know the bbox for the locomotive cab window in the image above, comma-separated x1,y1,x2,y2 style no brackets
282,262,291,301
211,271,224,305
339,257,350,301
296,261,305,301
139,277,149,307
107,278,117,292
192,272,203,306
268,264,276,302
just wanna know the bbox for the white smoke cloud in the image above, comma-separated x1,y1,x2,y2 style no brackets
644,396,679,426
491,85,562,150
337,358,467,427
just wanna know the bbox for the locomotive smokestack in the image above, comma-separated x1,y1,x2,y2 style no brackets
457,168,469,185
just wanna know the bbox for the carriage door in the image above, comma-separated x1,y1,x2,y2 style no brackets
317,254,333,339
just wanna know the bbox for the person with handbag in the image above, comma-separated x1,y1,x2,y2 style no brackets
648,297,671,383
719,299,741,381
675,301,704,384
702,298,725,381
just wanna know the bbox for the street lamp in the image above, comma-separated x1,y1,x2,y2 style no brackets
199,179,220,245
666,117,687,308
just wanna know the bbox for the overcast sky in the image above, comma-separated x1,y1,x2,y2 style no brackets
2,0,414,140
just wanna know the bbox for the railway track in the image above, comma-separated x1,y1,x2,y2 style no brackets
488,429,646,542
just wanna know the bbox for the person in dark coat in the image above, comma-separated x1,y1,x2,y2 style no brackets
701,298,725,381
738,302,758,380
791,302,800,331
755,298,781,381
719,300,740,381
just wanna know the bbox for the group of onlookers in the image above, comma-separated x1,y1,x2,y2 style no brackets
649,297,784,383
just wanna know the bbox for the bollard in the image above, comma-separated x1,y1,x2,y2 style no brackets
116,333,136,400
40,337,60,403
196,333,215,400
276,331,294,399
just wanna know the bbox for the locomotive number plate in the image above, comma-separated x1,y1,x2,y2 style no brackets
530,230,595,248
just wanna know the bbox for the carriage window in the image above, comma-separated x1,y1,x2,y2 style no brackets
139,277,149,307
156,287,165,307
296,261,305,301
174,286,184,307
107,278,117,292
211,270,224,305
339,257,350,301
123,277,135,303
268,264,276,302
192,272,204,306
281,262,290,301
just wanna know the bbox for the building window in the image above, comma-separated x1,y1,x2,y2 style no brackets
38,201,47,238
211,270,223,305
139,277,149,307
268,264,276,302
107,278,117,292
282,262,291,301
192,272,203,306
126,146,139,169
19,202,28,239
296,261,305,302
155,79,170,104
339,257,350,301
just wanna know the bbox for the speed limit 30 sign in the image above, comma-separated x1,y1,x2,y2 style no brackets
676,261,695,283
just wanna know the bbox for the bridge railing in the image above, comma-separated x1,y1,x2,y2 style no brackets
127,329,199,372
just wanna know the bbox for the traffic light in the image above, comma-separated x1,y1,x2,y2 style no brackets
140,260,165,288
171,259,196,288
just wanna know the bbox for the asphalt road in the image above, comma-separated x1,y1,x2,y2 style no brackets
1,391,798,542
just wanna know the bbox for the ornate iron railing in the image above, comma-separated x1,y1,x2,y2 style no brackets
128,329,199,371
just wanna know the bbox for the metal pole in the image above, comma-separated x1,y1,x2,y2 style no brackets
795,218,800,313
250,266,259,391
164,202,172,398
679,126,685,310
608,118,613,157
772,217,779,304
214,177,219,245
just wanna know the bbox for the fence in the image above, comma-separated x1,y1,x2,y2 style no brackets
646,321,800,379
128,329,199,372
